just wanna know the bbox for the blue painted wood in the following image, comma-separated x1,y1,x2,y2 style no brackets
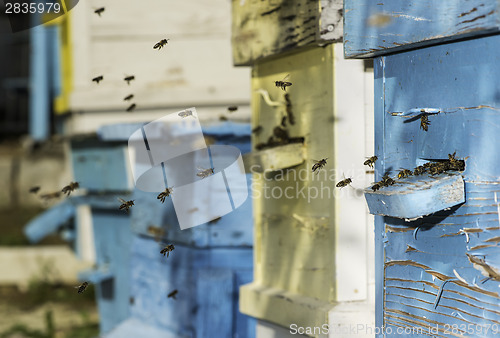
365,173,465,219
128,235,254,338
24,201,75,243
70,138,131,192
374,35,500,336
344,0,500,58
89,209,132,334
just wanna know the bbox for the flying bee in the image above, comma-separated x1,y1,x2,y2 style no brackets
62,182,79,196
420,114,430,131
312,158,328,174
147,225,165,240
275,74,292,91
160,244,175,257
75,281,89,294
157,187,173,203
94,7,105,16
227,106,238,112
413,165,426,175
118,198,135,213
153,39,170,50
167,289,178,300
397,169,412,179
219,115,228,121
92,75,103,84
364,156,378,169
336,177,352,188
178,109,194,118
29,186,41,194
124,75,135,85
40,191,61,200
197,167,214,179
126,103,136,112
123,94,134,101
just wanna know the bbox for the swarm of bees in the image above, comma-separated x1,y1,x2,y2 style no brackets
197,167,215,179
284,93,295,125
157,187,173,203
312,158,328,174
118,198,135,213
62,181,79,196
364,156,378,169
153,39,170,50
275,74,292,91
92,75,103,84
75,281,89,294
167,289,178,299
336,177,352,188
160,244,175,257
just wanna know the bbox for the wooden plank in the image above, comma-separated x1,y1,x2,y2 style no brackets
344,0,500,58
364,173,465,219
231,0,343,66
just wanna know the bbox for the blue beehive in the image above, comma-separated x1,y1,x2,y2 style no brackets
344,1,500,336
25,121,255,337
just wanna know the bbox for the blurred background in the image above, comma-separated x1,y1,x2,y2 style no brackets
0,0,375,337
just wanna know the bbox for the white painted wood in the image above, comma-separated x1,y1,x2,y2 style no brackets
64,0,250,116
76,205,96,264
333,43,368,302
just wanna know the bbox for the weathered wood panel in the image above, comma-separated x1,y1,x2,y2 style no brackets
231,0,343,66
374,35,500,336
344,0,500,59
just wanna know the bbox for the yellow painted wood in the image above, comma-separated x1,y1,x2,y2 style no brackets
241,44,337,328
54,13,72,114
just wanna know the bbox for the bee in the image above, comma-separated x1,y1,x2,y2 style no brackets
420,114,430,131
40,191,61,200
75,281,89,294
124,75,135,85
118,198,135,213
29,186,41,194
208,217,222,225
160,244,175,257
92,75,103,84
413,166,426,175
124,94,134,101
364,156,378,169
94,7,105,16
197,167,215,179
371,182,382,191
153,39,170,50
252,125,263,135
126,103,136,112
275,74,292,91
429,162,447,175
219,115,228,121
448,152,465,171
381,174,395,186
227,106,238,112
157,187,173,203
62,182,79,196
336,177,352,188
281,116,287,127
147,225,165,240
167,289,178,300
178,109,194,118
397,169,412,179
312,158,328,174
